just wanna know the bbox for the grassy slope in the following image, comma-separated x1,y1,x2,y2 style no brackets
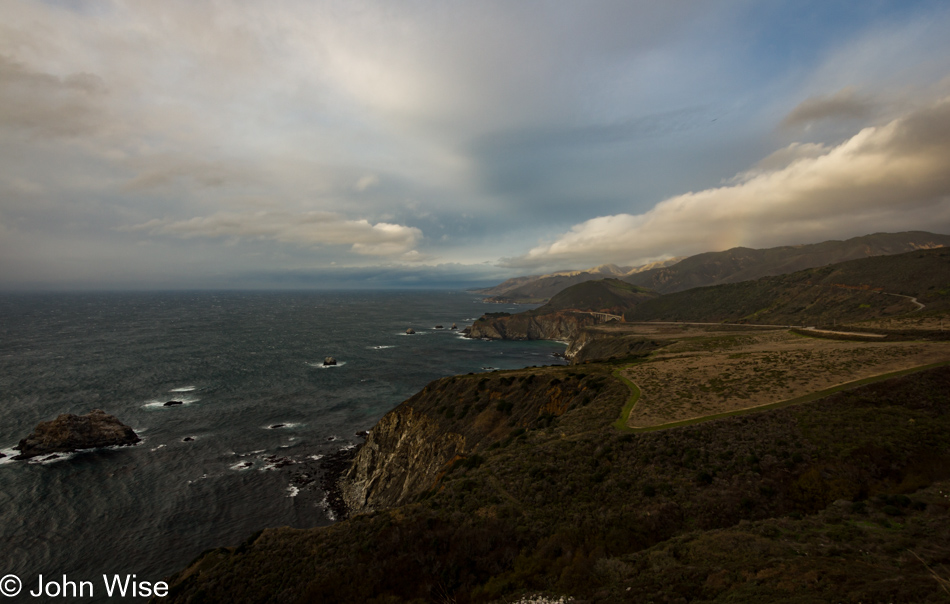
626,247,950,325
161,363,950,603
625,231,950,294
526,278,657,315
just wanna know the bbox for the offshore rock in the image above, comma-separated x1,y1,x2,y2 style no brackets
406,328,415,334
323,356,337,366
13,409,140,460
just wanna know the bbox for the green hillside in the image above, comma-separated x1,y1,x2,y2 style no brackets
627,247,950,325
162,364,950,603
625,231,950,294
531,278,658,315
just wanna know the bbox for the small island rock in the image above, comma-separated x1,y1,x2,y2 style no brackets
13,409,140,460
435,325,443,329
406,328,415,334
451,323,458,330
163,400,184,407
323,356,337,366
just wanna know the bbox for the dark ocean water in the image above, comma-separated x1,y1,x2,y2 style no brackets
0,291,565,599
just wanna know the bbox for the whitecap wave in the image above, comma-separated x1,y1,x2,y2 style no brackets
31,452,78,465
318,495,336,521
230,461,254,471
366,345,395,350
0,447,20,465
286,484,300,498
169,386,197,392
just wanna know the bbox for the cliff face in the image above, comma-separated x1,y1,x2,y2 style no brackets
565,329,664,365
467,310,604,341
342,405,465,513
341,368,615,514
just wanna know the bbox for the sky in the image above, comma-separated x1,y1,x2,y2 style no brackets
2,0,950,289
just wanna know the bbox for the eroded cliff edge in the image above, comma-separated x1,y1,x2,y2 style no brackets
341,366,622,514
465,309,606,341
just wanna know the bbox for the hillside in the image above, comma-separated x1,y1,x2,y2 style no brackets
475,232,950,304
467,279,658,340
625,231,950,294
627,247,950,325
468,248,950,342
161,358,950,603
475,260,679,303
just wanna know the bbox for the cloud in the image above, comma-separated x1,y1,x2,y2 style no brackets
354,174,380,192
502,98,950,270
123,211,423,257
781,87,876,129
0,54,108,137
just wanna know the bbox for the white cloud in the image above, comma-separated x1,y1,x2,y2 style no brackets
502,98,950,270
123,211,423,257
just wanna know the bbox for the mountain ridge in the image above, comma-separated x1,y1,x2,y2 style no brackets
478,231,950,303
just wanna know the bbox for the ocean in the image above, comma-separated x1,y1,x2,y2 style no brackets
0,291,565,597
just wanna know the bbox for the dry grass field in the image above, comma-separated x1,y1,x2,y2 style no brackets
620,329,950,429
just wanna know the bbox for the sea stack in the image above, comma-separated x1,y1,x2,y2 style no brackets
13,409,140,460
435,325,443,329
323,356,337,366
406,328,415,334
451,323,458,330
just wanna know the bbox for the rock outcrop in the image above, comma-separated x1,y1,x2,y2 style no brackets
340,369,613,515
13,409,140,460
466,310,605,341
341,406,466,514
565,329,665,364
324,356,337,366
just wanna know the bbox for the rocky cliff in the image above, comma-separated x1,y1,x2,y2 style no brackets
341,367,619,514
466,310,605,341
342,405,466,513
565,328,664,364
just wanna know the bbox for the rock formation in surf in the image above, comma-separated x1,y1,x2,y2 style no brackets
14,409,140,460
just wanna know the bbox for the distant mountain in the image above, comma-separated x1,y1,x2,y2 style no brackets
470,247,950,340
624,231,950,294
476,232,950,303
627,247,950,325
474,259,681,303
